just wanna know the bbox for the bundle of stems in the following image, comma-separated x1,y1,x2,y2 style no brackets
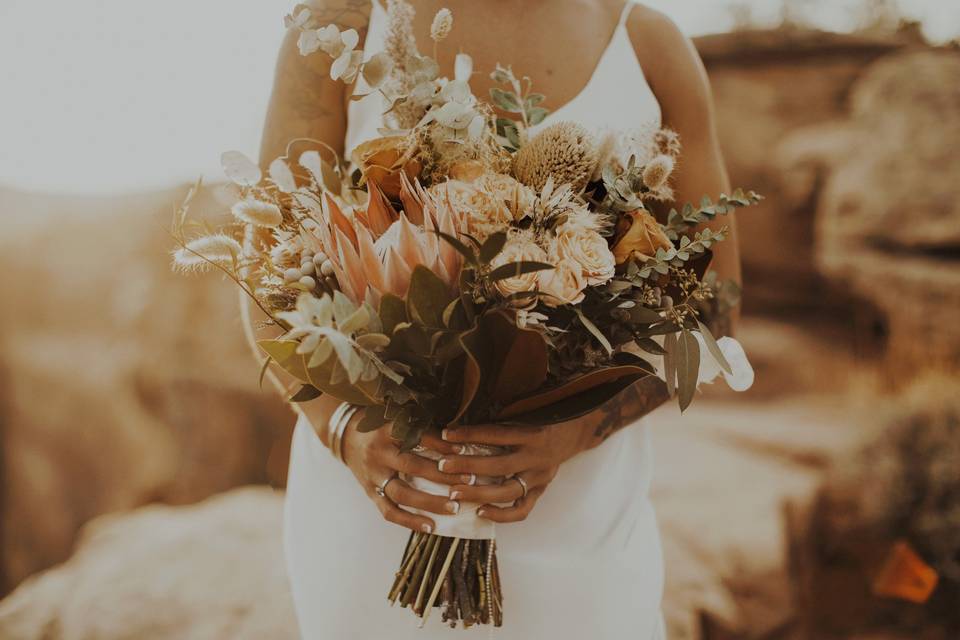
389,532,503,628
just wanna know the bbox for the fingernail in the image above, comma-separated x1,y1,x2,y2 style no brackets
453,444,465,455
450,490,462,500
446,501,460,514
477,509,486,518
462,474,476,486
441,428,451,441
438,459,449,472
421,523,433,534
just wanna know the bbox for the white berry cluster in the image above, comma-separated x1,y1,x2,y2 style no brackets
281,246,336,291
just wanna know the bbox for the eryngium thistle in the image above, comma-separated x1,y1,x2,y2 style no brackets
430,8,453,41
642,154,675,191
513,121,598,192
172,234,243,272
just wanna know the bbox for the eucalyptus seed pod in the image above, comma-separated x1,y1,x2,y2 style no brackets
512,121,598,192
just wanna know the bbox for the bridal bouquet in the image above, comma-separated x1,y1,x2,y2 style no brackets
172,1,760,629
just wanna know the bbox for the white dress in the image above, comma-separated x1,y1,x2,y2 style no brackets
284,2,667,637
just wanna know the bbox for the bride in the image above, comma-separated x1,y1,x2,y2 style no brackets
256,0,740,637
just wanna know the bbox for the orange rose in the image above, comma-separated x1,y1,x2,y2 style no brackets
611,209,673,265
350,135,422,198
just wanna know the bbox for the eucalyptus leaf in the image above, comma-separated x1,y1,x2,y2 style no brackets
357,404,388,433
575,308,612,355
527,107,549,125
663,332,677,397
490,88,523,113
479,232,507,264
697,320,732,375
676,329,700,412
379,294,407,334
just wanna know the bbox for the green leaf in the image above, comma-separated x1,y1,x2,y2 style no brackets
575,308,612,355
527,107,549,125
288,384,322,403
505,124,522,149
257,339,309,383
357,404,388,433
435,230,477,265
488,260,554,282
479,231,508,264
676,329,700,412
379,294,407,334
525,93,545,107
355,333,391,350
634,337,667,356
697,320,732,375
490,88,523,113
663,332,677,397
406,266,454,328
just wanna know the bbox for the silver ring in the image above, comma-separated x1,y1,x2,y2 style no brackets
513,475,529,499
375,474,397,498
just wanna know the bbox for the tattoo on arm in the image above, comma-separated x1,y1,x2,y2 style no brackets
590,377,670,445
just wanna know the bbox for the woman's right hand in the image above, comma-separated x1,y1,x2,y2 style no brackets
340,414,468,533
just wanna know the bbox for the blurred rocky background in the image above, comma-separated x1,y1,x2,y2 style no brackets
1,4,958,640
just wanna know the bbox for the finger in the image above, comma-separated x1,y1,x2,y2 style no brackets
442,424,544,447
372,494,436,534
417,432,459,456
379,448,475,486
447,472,546,504
477,487,544,523
385,477,460,516
437,451,530,477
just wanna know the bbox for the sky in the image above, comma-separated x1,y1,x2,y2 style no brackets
1,0,957,195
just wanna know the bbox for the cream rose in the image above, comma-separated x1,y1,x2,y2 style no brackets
539,256,586,307
489,232,548,300
554,225,616,286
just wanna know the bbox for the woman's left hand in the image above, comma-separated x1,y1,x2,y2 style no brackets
436,417,595,523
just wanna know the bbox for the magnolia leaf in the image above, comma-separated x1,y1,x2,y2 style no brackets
221,151,261,186
339,305,371,335
575,308,612,355
257,340,309,382
303,353,377,406
362,52,393,88
357,404,388,433
483,310,549,404
379,294,407,335
479,231,507,264
256,356,274,390
488,260,553,282
269,158,297,192
406,266,453,328
499,360,655,422
697,320,732,375
676,329,700,412
307,337,334,367
288,384,322,403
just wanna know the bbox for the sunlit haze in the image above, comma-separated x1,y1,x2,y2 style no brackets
1,0,956,194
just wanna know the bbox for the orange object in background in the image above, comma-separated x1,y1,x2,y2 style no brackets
872,540,939,604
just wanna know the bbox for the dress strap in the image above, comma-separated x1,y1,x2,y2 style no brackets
617,1,635,28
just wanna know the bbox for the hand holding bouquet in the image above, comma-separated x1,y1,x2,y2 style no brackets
172,1,760,629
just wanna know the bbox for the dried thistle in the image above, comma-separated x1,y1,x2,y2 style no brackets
513,121,598,192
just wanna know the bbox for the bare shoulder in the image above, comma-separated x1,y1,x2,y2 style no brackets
303,0,373,33
622,3,713,119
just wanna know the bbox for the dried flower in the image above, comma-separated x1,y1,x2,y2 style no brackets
642,155,675,191
172,234,243,272
430,8,453,42
513,121,598,192
611,209,673,265
231,198,283,227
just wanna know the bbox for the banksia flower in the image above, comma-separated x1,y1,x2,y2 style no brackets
642,155,675,191
513,121,598,192
430,8,453,41
172,234,243,272
231,198,283,227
